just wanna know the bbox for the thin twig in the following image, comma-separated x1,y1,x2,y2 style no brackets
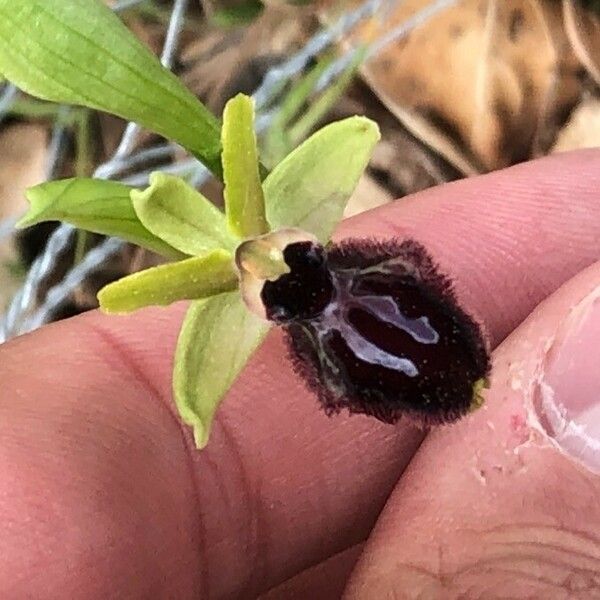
92,143,176,179
112,0,149,13
252,0,392,109
315,0,459,93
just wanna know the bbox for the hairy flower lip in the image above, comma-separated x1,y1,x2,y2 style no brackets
276,237,492,426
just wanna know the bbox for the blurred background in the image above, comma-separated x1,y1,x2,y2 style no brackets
0,0,598,338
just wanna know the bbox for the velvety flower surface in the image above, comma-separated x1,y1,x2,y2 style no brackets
262,238,491,425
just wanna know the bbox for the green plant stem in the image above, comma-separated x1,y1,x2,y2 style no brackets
73,229,89,265
73,108,93,266
74,109,92,177
288,47,366,146
8,98,67,120
263,54,334,166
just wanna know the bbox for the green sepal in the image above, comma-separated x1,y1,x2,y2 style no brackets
98,249,238,314
264,116,380,243
131,172,236,256
222,94,268,239
18,178,184,259
174,292,270,448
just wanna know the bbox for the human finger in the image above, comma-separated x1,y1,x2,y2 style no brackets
1,150,600,598
345,261,600,599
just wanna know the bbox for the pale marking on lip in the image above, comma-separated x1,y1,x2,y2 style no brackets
312,271,439,377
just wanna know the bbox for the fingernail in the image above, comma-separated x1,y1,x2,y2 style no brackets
537,288,600,473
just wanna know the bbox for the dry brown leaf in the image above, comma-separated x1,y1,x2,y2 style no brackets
181,6,313,111
563,0,600,85
0,123,47,223
326,0,584,173
333,82,461,203
552,95,600,153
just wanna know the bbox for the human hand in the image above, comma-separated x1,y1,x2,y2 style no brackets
1,150,599,599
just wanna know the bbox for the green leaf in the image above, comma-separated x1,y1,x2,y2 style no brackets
174,292,270,448
0,0,222,176
98,249,238,314
264,116,380,243
131,172,236,256
18,178,184,259
211,0,264,28
222,94,268,239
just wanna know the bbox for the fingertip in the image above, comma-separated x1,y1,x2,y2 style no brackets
345,260,600,598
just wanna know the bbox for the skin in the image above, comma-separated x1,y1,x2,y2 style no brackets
1,149,599,599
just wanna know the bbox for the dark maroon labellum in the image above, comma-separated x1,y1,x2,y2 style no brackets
261,238,491,426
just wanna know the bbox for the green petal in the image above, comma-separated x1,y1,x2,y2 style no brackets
222,94,268,238
174,292,270,448
98,249,238,314
131,172,236,256
0,0,222,176
18,178,183,259
264,116,380,243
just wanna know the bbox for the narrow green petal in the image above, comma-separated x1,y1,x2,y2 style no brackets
19,178,183,259
131,172,236,256
222,94,268,238
0,0,222,176
264,116,380,243
98,249,238,314
174,293,270,448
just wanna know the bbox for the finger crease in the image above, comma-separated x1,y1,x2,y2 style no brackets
83,321,210,597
